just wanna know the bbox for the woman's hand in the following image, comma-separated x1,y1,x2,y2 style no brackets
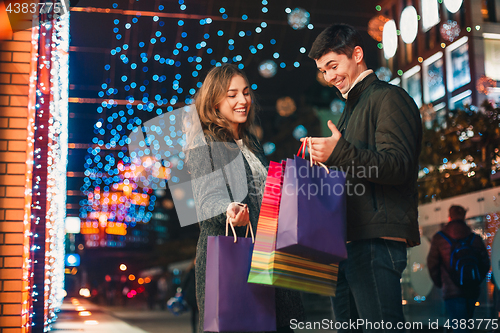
226,202,250,227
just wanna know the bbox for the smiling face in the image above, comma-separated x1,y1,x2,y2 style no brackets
315,46,367,95
217,75,251,138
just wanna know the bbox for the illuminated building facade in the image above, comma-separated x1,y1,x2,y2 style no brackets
0,10,69,333
377,0,500,115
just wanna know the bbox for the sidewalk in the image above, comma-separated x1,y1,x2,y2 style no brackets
51,296,335,333
51,297,192,333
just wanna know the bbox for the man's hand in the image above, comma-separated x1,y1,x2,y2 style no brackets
301,120,341,163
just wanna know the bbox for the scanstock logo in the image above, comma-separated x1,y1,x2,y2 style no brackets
2,0,80,31
126,105,249,227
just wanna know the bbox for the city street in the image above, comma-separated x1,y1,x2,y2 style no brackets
52,298,192,333
52,296,337,333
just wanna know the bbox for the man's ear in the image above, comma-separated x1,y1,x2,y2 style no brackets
353,46,364,64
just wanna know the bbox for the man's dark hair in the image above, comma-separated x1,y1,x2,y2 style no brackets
308,23,364,60
449,205,466,221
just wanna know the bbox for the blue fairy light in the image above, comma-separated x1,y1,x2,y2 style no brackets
293,125,308,140
263,142,276,155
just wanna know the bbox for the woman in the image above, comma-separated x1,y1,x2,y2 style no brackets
186,64,304,333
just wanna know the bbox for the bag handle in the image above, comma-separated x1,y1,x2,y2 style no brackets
225,214,255,244
296,137,330,174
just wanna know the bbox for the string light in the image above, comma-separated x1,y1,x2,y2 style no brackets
23,9,69,332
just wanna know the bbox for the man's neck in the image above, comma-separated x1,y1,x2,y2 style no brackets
342,67,372,99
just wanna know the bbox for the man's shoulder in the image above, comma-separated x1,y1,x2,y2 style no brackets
367,79,409,98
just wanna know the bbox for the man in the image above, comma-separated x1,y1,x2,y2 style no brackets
306,24,422,331
427,205,490,332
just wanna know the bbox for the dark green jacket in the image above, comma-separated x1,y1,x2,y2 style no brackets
326,73,422,245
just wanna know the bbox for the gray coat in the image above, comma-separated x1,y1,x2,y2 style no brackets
186,132,304,333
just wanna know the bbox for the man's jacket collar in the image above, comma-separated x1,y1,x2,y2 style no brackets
336,72,378,102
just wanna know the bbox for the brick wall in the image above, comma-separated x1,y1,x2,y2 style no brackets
0,29,35,333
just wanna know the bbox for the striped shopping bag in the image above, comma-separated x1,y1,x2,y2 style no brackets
247,161,339,296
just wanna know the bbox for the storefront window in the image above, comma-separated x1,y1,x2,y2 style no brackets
423,52,445,103
484,37,500,81
403,66,422,108
446,37,471,92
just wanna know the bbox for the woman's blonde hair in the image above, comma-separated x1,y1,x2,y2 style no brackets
194,64,258,150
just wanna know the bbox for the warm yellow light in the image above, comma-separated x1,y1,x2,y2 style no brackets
71,299,80,305
71,267,78,275
441,43,446,48
79,288,91,298
120,264,127,271
129,274,135,281
475,302,480,306
145,277,151,283
79,311,92,317
84,320,99,325
402,300,407,305
138,278,144,284
76,306,86,311
418,57,423,62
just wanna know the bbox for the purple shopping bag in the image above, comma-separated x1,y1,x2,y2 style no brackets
276,139,347,264
204,220,276,332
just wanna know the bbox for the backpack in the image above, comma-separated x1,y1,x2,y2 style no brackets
438,231,484,288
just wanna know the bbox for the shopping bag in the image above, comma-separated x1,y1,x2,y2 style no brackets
276,138,347,264
248,160,339,296
204,218,276,332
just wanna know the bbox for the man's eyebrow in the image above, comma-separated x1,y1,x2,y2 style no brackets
318,59,338,70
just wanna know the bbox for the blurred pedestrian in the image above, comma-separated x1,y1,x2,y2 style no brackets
181,259,197,333
186,64,304,333
427,205,490,332
306,23,422,331
145,276,158,310
157,274,169,310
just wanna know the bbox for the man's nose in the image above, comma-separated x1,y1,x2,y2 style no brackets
325,71,336,83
